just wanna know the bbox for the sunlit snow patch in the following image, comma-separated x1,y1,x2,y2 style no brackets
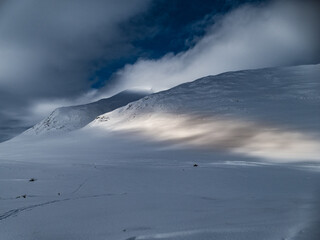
91,113,320,163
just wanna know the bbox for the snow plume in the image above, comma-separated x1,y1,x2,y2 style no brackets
112,0,320,92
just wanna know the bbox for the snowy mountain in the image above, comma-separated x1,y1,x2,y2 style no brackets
22,90,150,136
90,64,320,162
1,64,320,240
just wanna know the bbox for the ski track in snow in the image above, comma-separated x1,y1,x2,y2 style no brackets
0,193,126,221
70,178,89,194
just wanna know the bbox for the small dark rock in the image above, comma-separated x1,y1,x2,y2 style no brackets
22,194,27,198
123,229,126,232
29,178,36,182
58,192,61,196
193,164,198,167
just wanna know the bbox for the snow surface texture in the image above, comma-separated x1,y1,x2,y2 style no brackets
0,65,320,240
91,64,320,162
22,90,149,136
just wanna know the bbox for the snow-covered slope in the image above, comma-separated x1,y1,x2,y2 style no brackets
1,65,320,240
22,90,150,136
90,64,320,162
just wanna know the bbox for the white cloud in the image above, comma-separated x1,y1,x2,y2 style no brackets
111,0,320,93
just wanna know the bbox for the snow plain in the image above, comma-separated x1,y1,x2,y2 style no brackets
0,64,320,240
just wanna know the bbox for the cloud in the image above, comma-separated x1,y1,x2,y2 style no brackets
111,0,320,93
0,0,150,98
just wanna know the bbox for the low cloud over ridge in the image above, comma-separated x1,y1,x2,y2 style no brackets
111,0,320,93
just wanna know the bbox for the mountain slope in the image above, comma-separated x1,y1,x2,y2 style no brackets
23,90,150,136
1,65,320,240
90,64,320,162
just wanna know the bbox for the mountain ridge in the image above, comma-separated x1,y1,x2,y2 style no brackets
22,90,151,136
